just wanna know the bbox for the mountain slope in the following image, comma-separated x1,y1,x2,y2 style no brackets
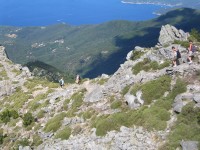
0,24,200,149
0,8,200,78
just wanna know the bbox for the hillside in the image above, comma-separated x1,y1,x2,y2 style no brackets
0,25,200,150
0,8,200,78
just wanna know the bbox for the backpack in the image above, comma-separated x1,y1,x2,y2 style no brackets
191,45,197,53
177,50,181,59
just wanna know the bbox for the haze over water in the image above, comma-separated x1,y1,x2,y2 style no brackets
0,0,168,26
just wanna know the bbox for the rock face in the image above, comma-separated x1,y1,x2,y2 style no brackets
37,126,160,150
0,46,31,98
158,24,189,46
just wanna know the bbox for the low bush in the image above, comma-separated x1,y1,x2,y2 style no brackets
0,109,19,123
130,50,145,61
132,58,170,75
93,104,170,136
161,102,200,150
121,85,131,96
131,75,171,104
82,109,95,120
110,100,122,109
44,112,66,133
54,127,71,140
23,112,34,127
32,134,43,146
16,138,30,147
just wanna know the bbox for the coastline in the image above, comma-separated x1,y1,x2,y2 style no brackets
121,0,182,7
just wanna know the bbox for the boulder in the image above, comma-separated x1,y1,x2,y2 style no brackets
124,94,140,109
180,141,199,150
193,93,200,103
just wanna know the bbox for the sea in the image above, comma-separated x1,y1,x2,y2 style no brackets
0,0,169,26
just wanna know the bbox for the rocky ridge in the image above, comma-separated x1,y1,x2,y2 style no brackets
0,25,200,150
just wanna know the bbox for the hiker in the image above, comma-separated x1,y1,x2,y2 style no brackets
171,46,178,67
187,41,194,64
75,74,81,84
59,77,64,88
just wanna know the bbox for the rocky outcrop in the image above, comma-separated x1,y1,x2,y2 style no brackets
0,46,31,98
37,126,161,150
158,24,189,46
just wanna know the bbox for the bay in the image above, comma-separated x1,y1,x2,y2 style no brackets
0,0,168,26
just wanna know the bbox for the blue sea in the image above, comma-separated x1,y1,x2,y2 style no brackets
0,0,168,26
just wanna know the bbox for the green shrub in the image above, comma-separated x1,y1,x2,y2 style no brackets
17,138,30,147
0,109,11,123
44,112,66,133
66,91,84,116
0,70,8,80
161,102,200,149
121,85,131,96
168,78,187,100
132,58,170,75
97,78,108,85
173,40,189,48
23,112,34,127
63,99,70,111
37,110,45,119
110,100,122,109
130,50,145,61
131,75,171,104
32,134,43,146
54,127,71,140
0,109,19,123
4,90,30,110
82,109,95,120
12,69,21,76
190,28,200,42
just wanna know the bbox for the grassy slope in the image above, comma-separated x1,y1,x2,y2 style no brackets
0,8,200,78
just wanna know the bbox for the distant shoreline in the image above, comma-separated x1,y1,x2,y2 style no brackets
121,1,181,7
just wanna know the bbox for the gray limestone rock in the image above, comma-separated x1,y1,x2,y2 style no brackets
173,95,183,113
126,50,133,60
193,93,200,103
180,141,199,150
124,93,140,109
159,24,189,46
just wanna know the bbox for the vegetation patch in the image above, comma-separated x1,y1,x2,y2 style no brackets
32,134,43,147
161,102,200,150
0,70,8,80
0,109,19,124
23,112,35,127
3,90,30,110
110,100,122,109
66,91,85,117
24,78,58,91
44,112,66,133
54,126,71,140
28,92,49,111
121,85,131,96
82,108,96,120
12,69,21,76
130,50,145,61
92,104,170,136
131,75,171,104
132,58,170,75
97,78,108,85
